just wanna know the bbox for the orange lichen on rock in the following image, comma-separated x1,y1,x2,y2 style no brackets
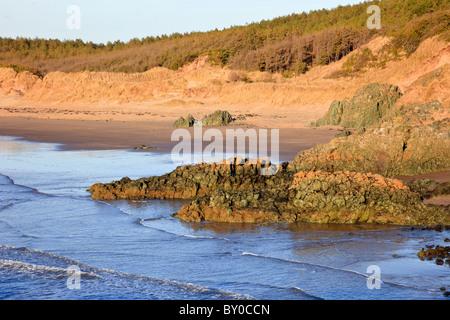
290,170,409,191
173,167,449,226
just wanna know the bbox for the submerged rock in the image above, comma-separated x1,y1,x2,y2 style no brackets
417,245,450,262
132,145,157,150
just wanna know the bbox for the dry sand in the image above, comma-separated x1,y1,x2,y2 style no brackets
0,84,339,161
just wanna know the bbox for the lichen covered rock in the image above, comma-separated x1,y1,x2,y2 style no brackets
312,83,402,129
407,179,450,199
172,110,235,127
173,170,449,226
87,158,292,200
201,110,234,126
173,114,195,128
291,100,450,177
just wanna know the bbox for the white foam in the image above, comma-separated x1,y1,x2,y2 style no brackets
0,259,101,279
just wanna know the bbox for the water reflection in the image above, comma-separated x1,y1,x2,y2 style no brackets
0,136,57,153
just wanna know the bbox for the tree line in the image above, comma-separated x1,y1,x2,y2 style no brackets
0,0,448,76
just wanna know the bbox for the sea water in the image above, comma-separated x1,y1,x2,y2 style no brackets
0,136,449,300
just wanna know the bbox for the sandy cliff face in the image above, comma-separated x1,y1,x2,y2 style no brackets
0,68,185,103
0,36,448,110
0,68,42,95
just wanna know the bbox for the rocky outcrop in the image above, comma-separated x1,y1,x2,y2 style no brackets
312,83,402,129
173,170,449,226
88,161,449,225
290,100,450,177
305,84,449,177
172,110,235,127
417,244,450,266
87,158,292,200
407,179,450,200
201,110,234,126
173,114,195,128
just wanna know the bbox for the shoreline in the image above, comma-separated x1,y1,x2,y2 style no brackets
1,116,449,181
0,114,448,218
0,116,342,162
0,115,448,206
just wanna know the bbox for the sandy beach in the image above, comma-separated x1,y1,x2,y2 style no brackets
1,114,449,186
0,115,342,162
0,88,342,161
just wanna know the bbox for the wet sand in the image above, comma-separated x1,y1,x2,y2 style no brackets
0,116,341,161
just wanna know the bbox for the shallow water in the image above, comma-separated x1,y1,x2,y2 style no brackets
0,136,449,300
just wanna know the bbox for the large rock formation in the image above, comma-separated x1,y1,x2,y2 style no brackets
312,83,402,129
87,162,449,226
173,170,449,226
87,158,292,200
291,100,450,177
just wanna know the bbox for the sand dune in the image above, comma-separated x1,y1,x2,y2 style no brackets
0,36,448,130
